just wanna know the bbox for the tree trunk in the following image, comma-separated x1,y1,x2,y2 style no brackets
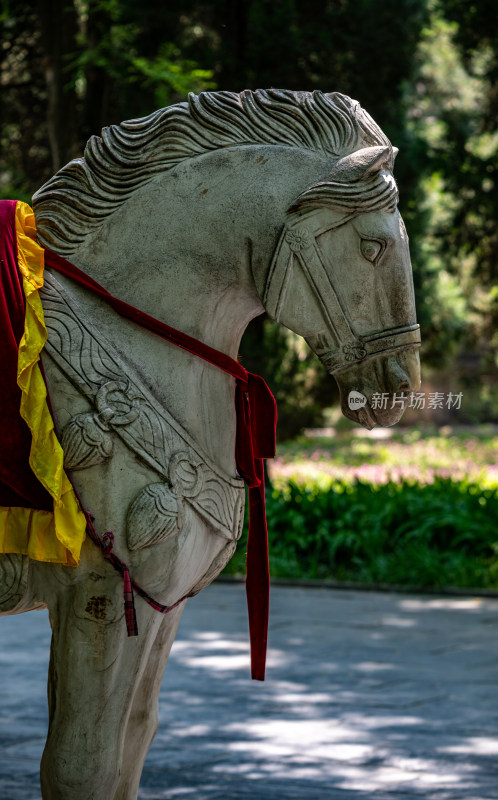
37,0,80,172
80,0,112,141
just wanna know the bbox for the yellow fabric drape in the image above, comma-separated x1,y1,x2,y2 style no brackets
0,202,86,565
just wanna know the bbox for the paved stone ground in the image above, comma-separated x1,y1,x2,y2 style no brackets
1,583,498,799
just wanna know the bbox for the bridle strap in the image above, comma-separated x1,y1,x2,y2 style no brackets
264,208,356,329
265,212,420,371
315,323,421,374
294,244,355,343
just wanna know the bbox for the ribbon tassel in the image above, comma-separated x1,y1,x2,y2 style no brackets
235,374,277,681
100,529,138,636
123,567,138,637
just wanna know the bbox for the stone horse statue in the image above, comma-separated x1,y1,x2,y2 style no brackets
0,90,420,798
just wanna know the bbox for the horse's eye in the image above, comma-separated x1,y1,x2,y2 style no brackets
360,239,383,263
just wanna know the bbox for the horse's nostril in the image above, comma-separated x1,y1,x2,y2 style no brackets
384,356,414,395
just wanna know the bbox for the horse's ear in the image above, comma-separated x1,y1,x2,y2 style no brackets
328,146,392,182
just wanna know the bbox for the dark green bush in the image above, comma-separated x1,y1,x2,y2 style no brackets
224,479,498,589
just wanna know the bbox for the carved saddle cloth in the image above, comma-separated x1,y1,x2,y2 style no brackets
40,269,246,547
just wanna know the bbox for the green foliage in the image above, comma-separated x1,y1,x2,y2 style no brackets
239,317,336,441
173,0,430,132
226,478,498,589
73,4,215,112
130,45,215,109
401,0,498,393
1,0,216,188
226,427,498,588
1,2,51,190
2,0,497,423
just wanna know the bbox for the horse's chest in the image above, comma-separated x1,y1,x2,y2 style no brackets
41,272,245,554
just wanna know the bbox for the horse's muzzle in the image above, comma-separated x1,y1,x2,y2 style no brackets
335,347,421,430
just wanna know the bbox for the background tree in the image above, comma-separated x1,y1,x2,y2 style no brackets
1,0,496,434
401,0,498,417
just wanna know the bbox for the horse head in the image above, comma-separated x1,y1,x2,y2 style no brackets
33,89,420,437
261,142,420,429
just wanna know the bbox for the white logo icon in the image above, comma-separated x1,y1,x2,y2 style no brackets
348,390,367,410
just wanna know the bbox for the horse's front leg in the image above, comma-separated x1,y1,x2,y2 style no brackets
113,607,184,800
40,573,174,800
113,537,237,799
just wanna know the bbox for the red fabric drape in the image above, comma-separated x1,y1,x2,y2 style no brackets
0,199,52,510
44,247,277,681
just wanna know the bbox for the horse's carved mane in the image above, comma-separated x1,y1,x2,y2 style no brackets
33,89,394,255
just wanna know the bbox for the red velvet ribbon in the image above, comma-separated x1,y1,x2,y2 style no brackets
44,248,277,681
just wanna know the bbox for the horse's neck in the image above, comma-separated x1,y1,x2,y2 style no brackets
50,173,257,472
50,145,330,471
50,261,260,477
